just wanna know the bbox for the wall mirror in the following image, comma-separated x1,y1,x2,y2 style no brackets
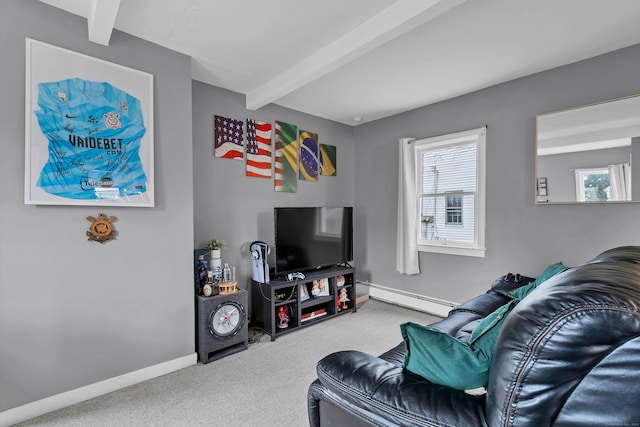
536,94,640,204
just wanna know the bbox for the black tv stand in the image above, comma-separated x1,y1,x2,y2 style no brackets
251,266,356,341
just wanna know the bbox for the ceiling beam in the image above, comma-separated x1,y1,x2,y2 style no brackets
40,0,121,46
245,0,466,111
87,0,121,46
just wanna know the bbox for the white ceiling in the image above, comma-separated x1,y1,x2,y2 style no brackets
40,0,640,126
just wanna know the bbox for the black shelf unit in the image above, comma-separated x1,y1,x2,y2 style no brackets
251,266,356,341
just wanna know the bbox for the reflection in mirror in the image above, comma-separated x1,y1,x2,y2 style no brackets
536,94,640,204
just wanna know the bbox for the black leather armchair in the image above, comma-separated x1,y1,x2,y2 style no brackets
308,246,640,426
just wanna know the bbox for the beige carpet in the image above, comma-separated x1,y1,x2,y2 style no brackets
15,299,439,427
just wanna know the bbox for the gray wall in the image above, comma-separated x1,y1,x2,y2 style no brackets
353,43,640,303
0,0,194,412
191,82,355,290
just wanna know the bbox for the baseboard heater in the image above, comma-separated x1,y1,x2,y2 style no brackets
357,280,457,318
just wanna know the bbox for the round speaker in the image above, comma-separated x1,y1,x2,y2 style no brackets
208,300,245,338
196,290,248,363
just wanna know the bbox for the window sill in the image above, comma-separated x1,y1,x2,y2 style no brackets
418,244,486,258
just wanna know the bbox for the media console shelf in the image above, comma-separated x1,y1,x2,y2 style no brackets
251,266,356,341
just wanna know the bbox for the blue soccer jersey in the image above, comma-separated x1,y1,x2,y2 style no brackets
34,77,148,200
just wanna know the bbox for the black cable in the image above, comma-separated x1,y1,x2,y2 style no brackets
256,277,297,303
248,327,265,344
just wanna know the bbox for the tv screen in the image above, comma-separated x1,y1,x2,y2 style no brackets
274,207,353,276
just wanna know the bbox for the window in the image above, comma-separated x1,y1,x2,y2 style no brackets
446,195,463,224
414,127,486,257
574,167,610,202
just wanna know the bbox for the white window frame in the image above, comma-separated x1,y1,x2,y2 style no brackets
574,167,609,202
414,127,486,257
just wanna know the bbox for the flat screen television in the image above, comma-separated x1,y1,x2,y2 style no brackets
274,207,353,276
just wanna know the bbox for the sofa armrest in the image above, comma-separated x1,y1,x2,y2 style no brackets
451,289,511,317
313,350,488,427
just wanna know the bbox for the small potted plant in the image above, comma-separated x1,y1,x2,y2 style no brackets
205,239,226,260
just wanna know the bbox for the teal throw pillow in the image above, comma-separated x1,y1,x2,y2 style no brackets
401,321,495,390
469,262,568,344
401,262,568,390
508,262,568,301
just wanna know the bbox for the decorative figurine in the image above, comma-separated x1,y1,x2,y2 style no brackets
86,213,117,243
202,284,213,297
339,288,350,310
277,306,289,329
311,280,320,296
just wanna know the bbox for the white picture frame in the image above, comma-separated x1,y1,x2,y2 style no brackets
25,38,154,207
299,283,310,301
316,278,330,296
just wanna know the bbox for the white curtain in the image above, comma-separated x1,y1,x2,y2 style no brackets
609,163,631,201
396,138,420,275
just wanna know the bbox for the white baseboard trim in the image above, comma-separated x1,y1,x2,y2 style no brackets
357,281,457,318
0,353,197,427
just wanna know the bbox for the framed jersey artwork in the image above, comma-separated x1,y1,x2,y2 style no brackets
24,39,154,207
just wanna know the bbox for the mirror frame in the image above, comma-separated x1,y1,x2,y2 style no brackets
535,93,640,205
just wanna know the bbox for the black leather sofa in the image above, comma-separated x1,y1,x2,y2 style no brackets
308,246,640,426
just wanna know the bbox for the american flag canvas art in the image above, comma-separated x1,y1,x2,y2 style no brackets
214,115,244,160
246,119,272,178
274,121,298,193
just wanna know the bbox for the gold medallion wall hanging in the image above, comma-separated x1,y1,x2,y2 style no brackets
86,213,117,243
